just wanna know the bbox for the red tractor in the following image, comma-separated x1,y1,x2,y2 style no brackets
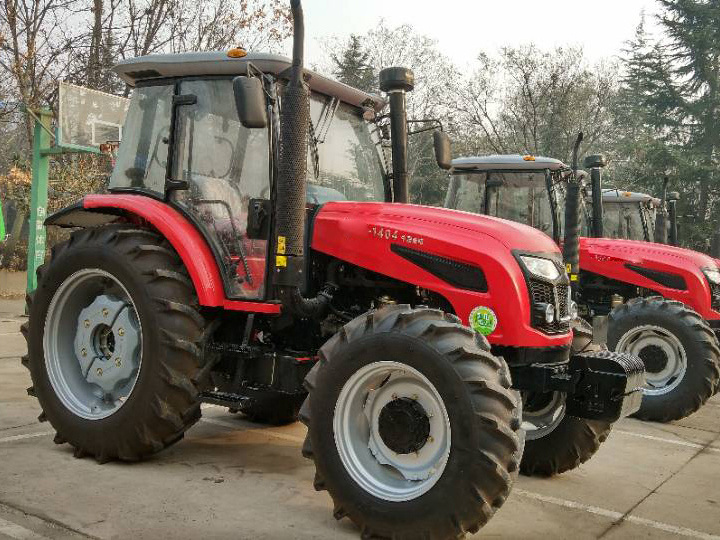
21,3,642,537
444,152,719,422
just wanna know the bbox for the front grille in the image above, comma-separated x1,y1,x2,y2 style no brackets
529,280,571,334
710,282,720,311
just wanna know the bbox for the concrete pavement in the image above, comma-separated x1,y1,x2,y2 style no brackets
1,298,719,539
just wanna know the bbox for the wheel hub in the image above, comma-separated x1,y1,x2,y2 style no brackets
74,294,140,395
616,324,687,396
44,269,143,420
377,397,430,454
333,361,451,502
638,344,669,374
521,391,566,441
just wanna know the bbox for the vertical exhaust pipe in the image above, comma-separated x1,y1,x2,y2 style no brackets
583,154,606,238
379,67,414,203
564,132,584,290
273,0,333,317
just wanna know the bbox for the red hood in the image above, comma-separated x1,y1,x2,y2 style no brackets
581,237,718,270
340,202,561,254
311,201,571,347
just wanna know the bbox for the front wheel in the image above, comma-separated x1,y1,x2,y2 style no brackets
300,306,523,539
608,297,720,422
520,319,612,477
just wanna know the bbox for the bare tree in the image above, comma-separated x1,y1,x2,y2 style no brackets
0,0,86,142
453,45,619,163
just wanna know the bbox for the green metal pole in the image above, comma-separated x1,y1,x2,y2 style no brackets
26,109,53,295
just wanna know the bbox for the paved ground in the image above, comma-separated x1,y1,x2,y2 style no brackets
1,297,719,539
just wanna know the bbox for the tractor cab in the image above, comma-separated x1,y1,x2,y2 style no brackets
445,155,569,243
111,52,387,300
599,189,660,242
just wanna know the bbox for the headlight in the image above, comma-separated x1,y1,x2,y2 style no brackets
704,268,720,285
520,255,560,281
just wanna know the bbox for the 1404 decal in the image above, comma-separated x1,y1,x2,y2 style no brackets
368,226,424,245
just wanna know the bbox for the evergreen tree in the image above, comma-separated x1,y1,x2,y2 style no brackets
658,0,720,225
331,35,377,94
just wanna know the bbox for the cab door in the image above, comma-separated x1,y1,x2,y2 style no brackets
170,78,271,300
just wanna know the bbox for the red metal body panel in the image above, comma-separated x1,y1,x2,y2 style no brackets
83,194,281,314
580,237,719,320
312,201,571,347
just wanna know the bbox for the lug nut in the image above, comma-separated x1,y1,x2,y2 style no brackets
118,328,125,336
96,368,103,376
428,435,434,443
102,308,109,317
114,358,122,367
84,319,90,328
81,348,87,357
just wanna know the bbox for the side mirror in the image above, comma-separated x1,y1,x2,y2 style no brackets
667,191,680,202
233,76,267,129
433,131,452,170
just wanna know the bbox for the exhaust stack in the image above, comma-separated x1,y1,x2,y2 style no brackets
563,132,584,289
584,154,607,238
273,0,333,317
379,67,414,203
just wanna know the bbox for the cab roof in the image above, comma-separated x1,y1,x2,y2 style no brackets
602,188,661,206
452,154,568,172
113,51,385,111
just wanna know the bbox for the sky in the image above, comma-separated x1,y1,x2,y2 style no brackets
302,0,663,69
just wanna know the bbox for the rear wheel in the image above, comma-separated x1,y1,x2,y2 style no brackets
22,225,206,462
608,297,720,422
520,319,612,477
300,305,522,539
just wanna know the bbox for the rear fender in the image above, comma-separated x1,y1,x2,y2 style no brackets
45,194,280,313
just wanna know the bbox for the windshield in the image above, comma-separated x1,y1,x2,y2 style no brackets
602,202,648,241
306,92,385,203
445,171,560,238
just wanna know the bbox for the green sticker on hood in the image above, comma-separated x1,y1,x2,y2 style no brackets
469,306,498,336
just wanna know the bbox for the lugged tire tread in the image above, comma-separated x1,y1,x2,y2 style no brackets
609,297,720,421
23,225,207,462
300,305,522,539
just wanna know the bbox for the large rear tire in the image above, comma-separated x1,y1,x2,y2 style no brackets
22,225,206,462
300,305,523,539
608,297,720,422
520,319,612,477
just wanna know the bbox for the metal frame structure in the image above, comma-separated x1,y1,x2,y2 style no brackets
25,107,101,294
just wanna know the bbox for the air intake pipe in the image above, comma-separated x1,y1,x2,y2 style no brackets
583,154,606,238
564,132,584,291
379,67,415,203
654,177,669,244
667,193,679,246
273,0,333,318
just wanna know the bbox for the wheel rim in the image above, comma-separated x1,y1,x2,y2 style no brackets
521,391,566,441
333,361,451,502
43,269,143,420
616,324,687,396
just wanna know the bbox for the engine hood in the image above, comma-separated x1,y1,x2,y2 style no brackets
316,202,561,254
581,237,718,270
311,201,571,348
